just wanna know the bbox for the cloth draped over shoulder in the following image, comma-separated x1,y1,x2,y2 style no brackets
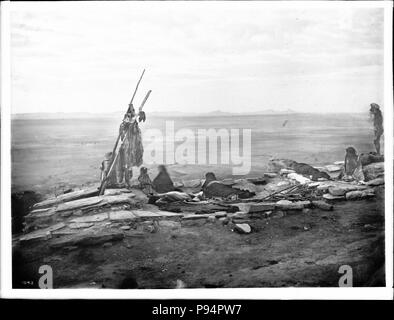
118,120,144,168
202,172,254,199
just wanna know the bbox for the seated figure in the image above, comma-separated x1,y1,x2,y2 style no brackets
138,167,155,195
152,165,175,193
202,172,254,199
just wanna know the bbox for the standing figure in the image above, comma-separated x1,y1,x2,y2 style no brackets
370,103,383,155
100,152,117,186
115,103,144,187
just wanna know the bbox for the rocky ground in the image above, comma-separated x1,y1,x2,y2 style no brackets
12,162,385,289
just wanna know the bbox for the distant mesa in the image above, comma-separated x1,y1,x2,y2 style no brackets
12,108,298,120
11,112,120,120
128,108,297,117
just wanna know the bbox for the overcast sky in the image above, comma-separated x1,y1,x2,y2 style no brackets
10,2,384,114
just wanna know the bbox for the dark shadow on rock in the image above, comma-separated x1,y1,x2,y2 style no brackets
11,191,42,235
12,248,39,288
118,272,139,289
357,235,385,287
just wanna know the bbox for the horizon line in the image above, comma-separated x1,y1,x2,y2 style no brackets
11,110,369,116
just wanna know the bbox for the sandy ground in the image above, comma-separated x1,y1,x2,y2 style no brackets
13,187,384,288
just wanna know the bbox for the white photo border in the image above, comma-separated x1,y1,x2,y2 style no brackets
1,0,393,300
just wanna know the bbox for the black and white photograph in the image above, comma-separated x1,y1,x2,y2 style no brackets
1,0,393,300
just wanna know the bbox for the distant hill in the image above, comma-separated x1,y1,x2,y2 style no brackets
249,108,297,115
12,108,356,120
11,112,120,120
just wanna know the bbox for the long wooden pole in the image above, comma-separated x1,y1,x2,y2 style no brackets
139,90,152,112
99,137,125,195
99,89,152,195
129,69,145,108
110,69,145,155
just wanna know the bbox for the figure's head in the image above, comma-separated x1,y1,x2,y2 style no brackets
370,103,380,114
123,113,130,122
346,146,357,156
205,172,217,182
158,165,168,174
127,103,135,116
140,167,148,174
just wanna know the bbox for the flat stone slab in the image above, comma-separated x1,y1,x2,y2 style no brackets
287,173,311,184
69,222,94,229
214,211,227,218
365,178,384,186
30,188,132,213
308,182,322,187
29,208,52,215
26,207,56,219
71,212,109,223
104,189,133,196
280,169,296,174
33,187,99,210
228,212,248,219
346,189,375,200
275,200,304,210
249,203,276,212
28,194,138,228
229,203,250,212
41,222,66,232
232,218,252,224
230,202,277,213
19,222,66,243
158,201,228,214
181,215,207,227
328,184,368,196
52,229,79,236
158,220,182,229
277,181,291,187
182,214,207,220
325,165,342,172
109,210,137,221
296,200,312,208
133,210,182,219
316,183,332,192
323,193,345,200
55,196,103,212
316,181,367,192
20,232,50,243
56,193,136,213
363,162,384,181
312,201,333,211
